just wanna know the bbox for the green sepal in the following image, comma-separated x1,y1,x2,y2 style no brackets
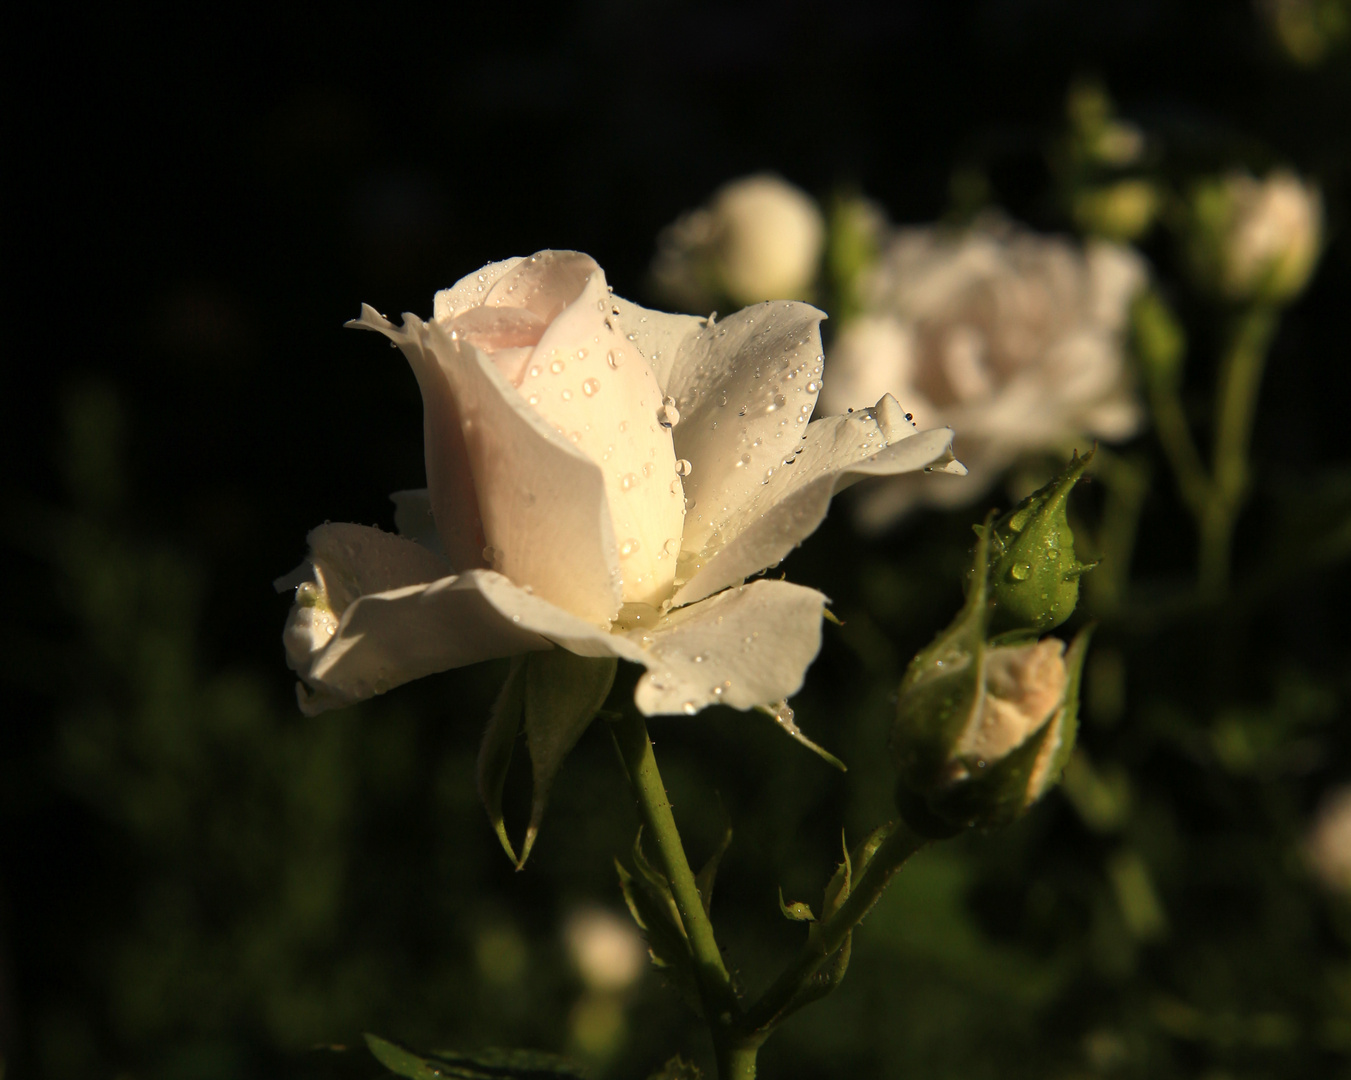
476,657,528,866
779,886,817,922
518,650,618,867
364,1034,585,1079
694,812,733,919
1130,289,1186,393
890,518,993,792
757,700,847,771
986,450,1095,637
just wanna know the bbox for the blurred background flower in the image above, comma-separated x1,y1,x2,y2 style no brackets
820,214,1146,529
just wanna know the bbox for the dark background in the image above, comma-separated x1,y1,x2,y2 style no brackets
6,2,1350,1078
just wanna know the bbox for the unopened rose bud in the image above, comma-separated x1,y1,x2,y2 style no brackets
890,525,1090,833
1186,170,1323,304
651,174,826,309
1072,179,1159,243
985,451,1096,637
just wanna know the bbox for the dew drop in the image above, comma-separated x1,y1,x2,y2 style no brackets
682,701,697,715
642,462,655,478
657,397,681,428
620,538,640,557
675,458,692,476
528,365,541,378
670,479,682,494
607,349,624,369
664,538,680,556
621,473,639,491
527,394,540,405
550,358,566,374
560,388,572,401
583,377,601,396
1010,563,1031,581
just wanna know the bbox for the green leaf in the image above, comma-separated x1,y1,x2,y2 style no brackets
519,651,618,867
476,657,528,866
646,1055,704,1080
694,810,733,919
364,1034,586,1079
778,885,817,922
615,832,703,1016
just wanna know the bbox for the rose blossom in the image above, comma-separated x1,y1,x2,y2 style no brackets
278,251,962,717
819,215,1146,531
650,174,825,310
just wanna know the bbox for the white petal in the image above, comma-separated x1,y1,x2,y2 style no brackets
347,306,485,572
511,264,685,606
622,579,828,716
659,302,828,561
607,295,707,392
352,307,624,627
278,524,549,715
672,405,959,605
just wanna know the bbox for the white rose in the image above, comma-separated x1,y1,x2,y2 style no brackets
279,251,961,717
1188,169,1322,302
650,174,826,310
818,216,1146,530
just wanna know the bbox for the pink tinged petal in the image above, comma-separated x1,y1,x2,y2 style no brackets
276,524,550,715
672,400,960,605
659,302,828,564
482,250,600,324
516,265,685,608
347,307,485,573
351,306,622,626
622,579,828,716
432,256,527,319
427,318,624,626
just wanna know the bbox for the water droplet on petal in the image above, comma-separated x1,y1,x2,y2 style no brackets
664,538,680,556
682,701,697,715
620,538,640,557
560,388,572,401
550,358,566,374
607,349,624,369
1010,563,1031,581
675,458,692,476
583,377,600,396
657,396,681,428
621,473,638,491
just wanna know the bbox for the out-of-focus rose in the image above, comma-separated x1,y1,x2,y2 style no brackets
563,906,647,993
279,251,962,717
1186,169,1323,303
651,174,826,310
1306,785,1351,893
818,215,1146,531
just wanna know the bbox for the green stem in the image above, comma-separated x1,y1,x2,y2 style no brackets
1083,448,1151,618
609,712,743,1054
1144,363,1210,524
739,821,927,1035
714,1035,766,1080
1199,305,1278,601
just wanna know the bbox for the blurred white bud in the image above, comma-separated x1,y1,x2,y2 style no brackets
652,174,826,309
820,214,1146,530
562,905,647,993
1307,786,1351,893
1187,170,1323,303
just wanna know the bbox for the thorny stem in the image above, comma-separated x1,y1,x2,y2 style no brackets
609,711,749,1073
